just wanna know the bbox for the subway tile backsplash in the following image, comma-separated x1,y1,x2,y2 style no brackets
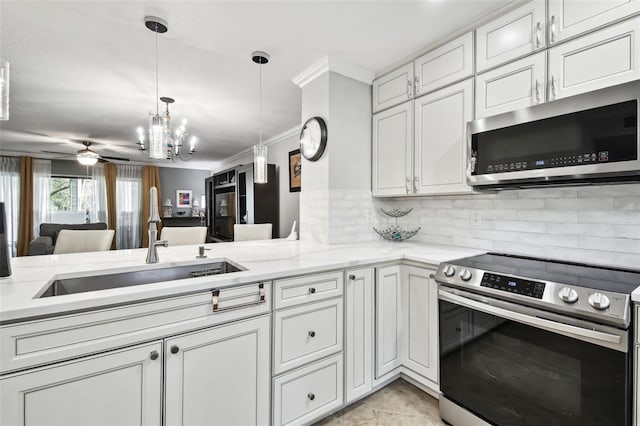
369,183,640,269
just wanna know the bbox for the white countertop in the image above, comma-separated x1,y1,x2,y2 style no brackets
0,240,483,323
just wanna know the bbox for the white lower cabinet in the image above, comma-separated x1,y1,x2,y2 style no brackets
345,268,374,403
273,354,344,426
401,266,438,383
164,315,271,426
375,265,403,378
548,16,640,101
0,341,163,426
272,271,345,425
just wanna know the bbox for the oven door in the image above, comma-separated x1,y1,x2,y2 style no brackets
439,286,631,426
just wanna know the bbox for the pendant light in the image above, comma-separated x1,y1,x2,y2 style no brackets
252,51,270,184
0,59,9,121
136,16,197,162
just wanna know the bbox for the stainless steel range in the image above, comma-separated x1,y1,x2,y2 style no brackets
435,253,639,426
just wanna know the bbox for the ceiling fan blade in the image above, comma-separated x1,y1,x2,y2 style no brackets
101,155,130,162
41,150,75,156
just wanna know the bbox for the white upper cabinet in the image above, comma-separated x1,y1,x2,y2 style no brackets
414,32,474,95
372,63,414,113
476,51,546,119
548,0,640,43
414,79,474,195
372,102,413,196
476,0,546,72
548,16,640,100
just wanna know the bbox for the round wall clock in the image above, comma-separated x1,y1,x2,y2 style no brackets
299,116,327,161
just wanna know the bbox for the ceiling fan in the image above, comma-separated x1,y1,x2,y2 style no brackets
42,141,130,166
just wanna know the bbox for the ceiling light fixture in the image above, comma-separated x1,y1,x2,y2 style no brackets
136,16,197,162
76,144,100,166
252,51,270,184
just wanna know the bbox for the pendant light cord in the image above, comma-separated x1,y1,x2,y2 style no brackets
259,61,263,146
155,24,159,115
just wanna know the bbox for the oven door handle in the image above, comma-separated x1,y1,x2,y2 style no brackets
439,289,625,351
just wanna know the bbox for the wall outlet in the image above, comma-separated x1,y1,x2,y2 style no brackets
471,210,482,227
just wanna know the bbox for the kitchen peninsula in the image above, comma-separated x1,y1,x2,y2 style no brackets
0,240,481,426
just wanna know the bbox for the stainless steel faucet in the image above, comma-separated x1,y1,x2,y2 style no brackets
146,187,168,264
146,221,168,264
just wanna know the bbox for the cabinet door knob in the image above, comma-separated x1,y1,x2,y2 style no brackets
307,392,315,401
429,274,435,279
308,330,316,338
348,274,356,280
170,345,180,354
308,287,316,294
150,350,159,361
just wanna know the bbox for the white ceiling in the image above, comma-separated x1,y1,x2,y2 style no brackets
0,0,512,170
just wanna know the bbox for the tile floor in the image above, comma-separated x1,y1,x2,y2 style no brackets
314,379,446,425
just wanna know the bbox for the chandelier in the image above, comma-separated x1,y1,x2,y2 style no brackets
136,16,197,162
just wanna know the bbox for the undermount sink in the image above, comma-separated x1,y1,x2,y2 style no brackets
38,261,244,298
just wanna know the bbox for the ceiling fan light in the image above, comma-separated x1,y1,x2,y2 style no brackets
77,150,99,166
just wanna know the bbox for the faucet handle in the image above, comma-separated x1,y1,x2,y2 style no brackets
157,240,168,247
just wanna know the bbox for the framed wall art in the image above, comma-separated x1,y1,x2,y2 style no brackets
288,149,301,192
176,189,193,208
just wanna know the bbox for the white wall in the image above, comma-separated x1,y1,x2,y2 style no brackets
158,167,210,216
212,132,300,238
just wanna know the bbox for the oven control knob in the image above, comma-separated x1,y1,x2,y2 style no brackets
459,269,473,281
588,292,610,310
558,287,578,304
443,265,456,277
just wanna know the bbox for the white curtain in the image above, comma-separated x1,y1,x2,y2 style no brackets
91,165,108,224
116,164,142,249
33,159,51,238
0,156,20,256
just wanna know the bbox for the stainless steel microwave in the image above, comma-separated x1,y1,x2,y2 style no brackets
467,81,640,189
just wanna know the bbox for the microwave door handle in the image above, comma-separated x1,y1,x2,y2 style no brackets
438,289,623,349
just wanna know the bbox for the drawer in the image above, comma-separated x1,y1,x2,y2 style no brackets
274,271,343,310
274,298,343,375
440,307,473,354
0,282,271,374
273,353,344,426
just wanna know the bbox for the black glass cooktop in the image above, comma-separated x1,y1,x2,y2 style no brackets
450,253,640,295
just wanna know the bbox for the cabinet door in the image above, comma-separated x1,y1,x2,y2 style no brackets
401,266,438,384
476,51,546,119
414,32,474,95
414,78,474,195
0,342,162,426
375,265,402,378
372,102,414,197
548,17,640,100
549,0,640,43
476,0,546,72
372,63,414,113
345,268,374,403
164,316,270,426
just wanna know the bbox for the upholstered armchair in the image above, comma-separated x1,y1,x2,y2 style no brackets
28,223,109,255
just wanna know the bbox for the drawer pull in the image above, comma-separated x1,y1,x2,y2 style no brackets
307,392,315,401
308,330,316,338
211,283,266,312
429,274,435,279
150,350,159,361
309,287,316,294
170,345,179,354
348,274,356,280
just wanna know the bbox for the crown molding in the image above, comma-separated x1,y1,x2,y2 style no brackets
211,124,302,173
292,56,375,88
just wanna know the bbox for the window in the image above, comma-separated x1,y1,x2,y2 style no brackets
50,176,96,224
